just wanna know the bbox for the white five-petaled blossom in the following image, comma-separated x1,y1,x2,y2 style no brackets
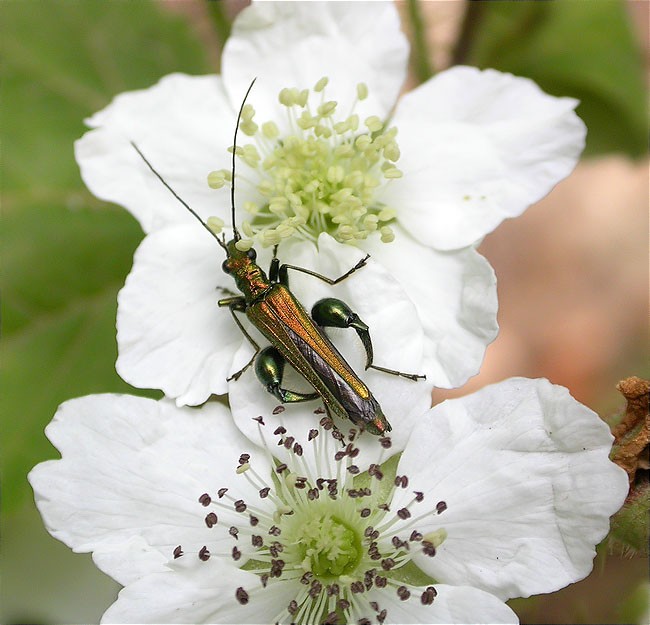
75,1,586,410
30,378,627,624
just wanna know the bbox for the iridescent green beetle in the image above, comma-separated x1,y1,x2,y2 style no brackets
132,81,424,435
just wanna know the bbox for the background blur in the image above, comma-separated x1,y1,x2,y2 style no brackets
2,1,647,623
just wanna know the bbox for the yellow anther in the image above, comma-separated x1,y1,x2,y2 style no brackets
262,154,278,170
269,196,289,214
332,187,353,203
423,528,448,548
279,88,295,106
277,224,296,238
220,81,405,247
383,142,400,162
235,239,254,251
378,208,397,221
303,179,320,194
297,114,316,130
258,180,274,196
206,216,224,234
262,121,279,139
383,167,403,179
314,76,329,92
380,226,395,243
314,124,332,138
297,89,309,108
364,174,381,189
241,120,258,137
313,200,328,214
363,215,379,231
344,171,364,189
241,104,255,122
289,215,307,226
287,192,302,208
354,135,372,151
207,170,227,189
327,166,345,184
384,126,398,140
334,144,354,158
241,144,261,167
262,230,281,246
356,82,369,101
365,116,383,133
317,101,337,117
333,120,349,135
338,226,356,241
241,220,255,237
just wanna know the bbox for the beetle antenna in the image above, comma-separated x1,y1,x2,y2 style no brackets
130,141,227,251
230,78,257,242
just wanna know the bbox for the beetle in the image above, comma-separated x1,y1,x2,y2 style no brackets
131,80,424,435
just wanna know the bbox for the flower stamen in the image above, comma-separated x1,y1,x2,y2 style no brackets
208,78,402,247
175,417,441,623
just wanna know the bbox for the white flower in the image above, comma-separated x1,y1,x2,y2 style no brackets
29,378,626,624
75,1,585,406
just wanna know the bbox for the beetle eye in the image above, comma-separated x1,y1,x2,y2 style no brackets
221,259,231,274
246,248,257,261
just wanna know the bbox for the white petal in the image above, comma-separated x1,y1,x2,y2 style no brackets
367,583,518,624
116,223,242,404
387,66,586,249
223,1,408,123
101,559,292,624
75,74,236,233
393,378,628,600
229,234,432,471
363,226,498,388
29,395,270,585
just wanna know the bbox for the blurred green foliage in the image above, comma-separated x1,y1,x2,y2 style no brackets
2,0,210,512
2,1,211,621
458,0,648,158
1,0,647,623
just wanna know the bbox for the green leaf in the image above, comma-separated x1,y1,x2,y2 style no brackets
1,203,158,508
615,579,650,624
459,0,647,158
610,483,650,555
1,0,211,511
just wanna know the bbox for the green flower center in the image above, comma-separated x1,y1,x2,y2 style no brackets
208,78,402,247
186,423,448,624
293,514,362,578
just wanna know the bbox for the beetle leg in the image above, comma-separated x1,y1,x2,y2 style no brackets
312,297,373,366
269,257,280,283
267,245,281,283
218,297,260,381
256,346,320,403
366,362,426,381
218,295,246,308
278,254,370,287
311,297,426,381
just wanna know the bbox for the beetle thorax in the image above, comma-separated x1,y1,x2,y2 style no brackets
233,261,270,300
